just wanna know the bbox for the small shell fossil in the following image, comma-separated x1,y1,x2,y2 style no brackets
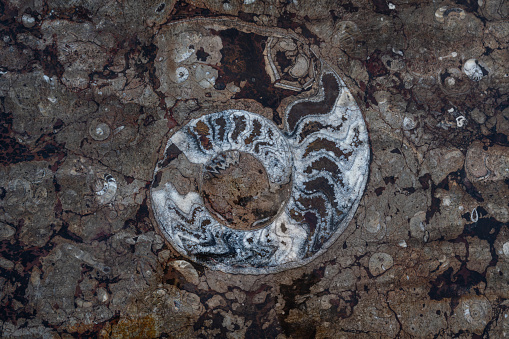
223,2,232,11
439,67,472,96
154,2,166,13
264,36,317,91
175,66,189,83
435,6,466,23
289,54,309,78
471,207,479,222
463,59,483,81
462,298,490,326
174,31,202,63
89,120,111,141
456,116,467,127
93,174,117,204
22,13,36,28
402,116,417,130
369,252,394,276
32,186,48,204
32,168,47,184
381,53,405,72
465,141,509,182
64,243,111,274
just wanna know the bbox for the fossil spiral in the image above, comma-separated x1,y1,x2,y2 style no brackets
151,20,370,274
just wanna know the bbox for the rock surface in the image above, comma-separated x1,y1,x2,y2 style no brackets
1,0,509,337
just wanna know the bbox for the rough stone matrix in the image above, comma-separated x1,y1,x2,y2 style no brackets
1,0,509,337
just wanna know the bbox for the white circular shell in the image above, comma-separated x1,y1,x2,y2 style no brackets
175,66,189,83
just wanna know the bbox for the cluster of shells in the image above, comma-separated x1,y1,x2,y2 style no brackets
264,37,317,91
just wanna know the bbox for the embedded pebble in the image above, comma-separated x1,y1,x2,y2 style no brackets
0,222,16,239
289,55,309,78
0,256,15,270
364,210,383,234
96,287,109,303
470,108,486,124
466,142,509,182
22,14,36,28
427,147,465,184
409,211,427,239
368,252,394,276
194,65,217,88
170,260,200,285
503,242,509,257
402,115,417,130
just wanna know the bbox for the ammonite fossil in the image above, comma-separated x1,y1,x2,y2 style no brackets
151,20,370,274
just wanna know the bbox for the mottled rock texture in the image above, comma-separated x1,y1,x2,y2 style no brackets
1,0,509,337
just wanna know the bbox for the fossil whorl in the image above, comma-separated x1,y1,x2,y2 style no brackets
151,20,370,274
151,70,369,274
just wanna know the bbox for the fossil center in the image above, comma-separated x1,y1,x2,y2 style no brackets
200,150,292,231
